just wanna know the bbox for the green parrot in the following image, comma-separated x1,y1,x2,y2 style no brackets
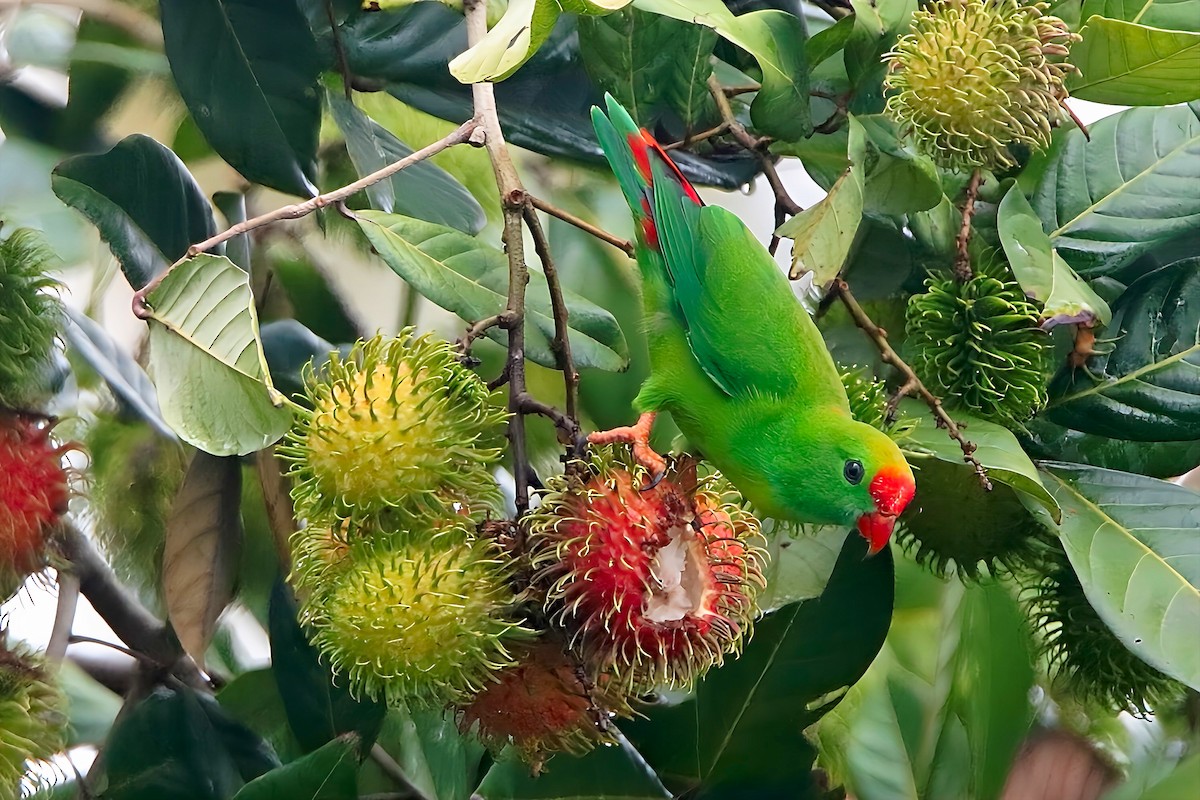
589,96,915,554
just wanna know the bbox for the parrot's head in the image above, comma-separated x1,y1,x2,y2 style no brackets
846,423,915,555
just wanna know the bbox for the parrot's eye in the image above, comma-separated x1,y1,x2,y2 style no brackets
843,459,865,485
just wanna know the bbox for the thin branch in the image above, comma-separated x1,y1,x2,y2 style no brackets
707,75,802,217
369,744,431,800
528,195,633,257
465,0,533,515
809,0,853,19
46,571,79,666
954,169,984,282
663,122,728,151
830,279,993,490
458,312,512,355
54,522,209,686
0,0,163,49
132,120,482,318
523,205,581,443
324,0,353,100
1060,99,1091,140
518,392,582,453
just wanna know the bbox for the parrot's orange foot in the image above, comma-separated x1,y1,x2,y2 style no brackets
587,412,666,490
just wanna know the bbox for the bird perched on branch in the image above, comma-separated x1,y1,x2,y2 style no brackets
588,96,915,554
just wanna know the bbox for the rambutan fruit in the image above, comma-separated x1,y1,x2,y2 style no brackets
1024,545,1183,715
457,639,631,772
884,0,1078,171
526,448,765,693
297,516,532,707
0,639,66,796
280,331,507,525
0,413,70,599
840,366,889,432
0,228,63,411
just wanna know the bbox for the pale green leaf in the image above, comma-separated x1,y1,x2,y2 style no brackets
449,0,563,83
1079,0,1200,32
1069,17,1200,105
758,524,851,612
146,254,292,456
1040,463,1200,692
777,167,863,284
997,184,1111,327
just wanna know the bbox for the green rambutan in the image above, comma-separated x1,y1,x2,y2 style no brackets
0,639,66,797
905,261,1051,426
884,0,1078,171
0,229,62,411
526,448,765,693
297,516,532,707
280,331,507,524
1025,545,1184,715
840,367,889,432
457,639,631,772
0,413,70,600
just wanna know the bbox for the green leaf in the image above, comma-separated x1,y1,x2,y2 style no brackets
1134,753,1200,800
1046,259,1200,441
777,167,863,284
59,659,121,747
771,127,850,191
326,88,485,233
757,524,850,613
268,580,387,754
448,0,566,83
52,134,218,289
1039,463,1200,692
1020,416,1200,480
360,706,483,800
145,254,293,456
899,400,1061,523
1020,103,1200,277
219,669,305,764
624,534,893,797
997,184,1111,327
233,735,359,800
632,0,811,140
266,251,361,346
1079,0,1200,32
848,114,942,216
260,320,334,401
475,734,669,799
806,13,855,67
356,210,629,371
163,452,243,670
160,0,321,196
578,7,718,130
1068,17,1200,105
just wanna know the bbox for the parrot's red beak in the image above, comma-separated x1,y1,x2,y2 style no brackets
857,463,916,556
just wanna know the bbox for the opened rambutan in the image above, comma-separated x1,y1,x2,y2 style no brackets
280,331,507,524
457,639,631,771
527,448,765,693
0,413,70,599
298,516,532,707
0,228,63,411
884,0,1078,171
0,638,66,796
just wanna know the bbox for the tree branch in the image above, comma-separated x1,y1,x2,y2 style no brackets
954,169,984,282
830,280,993,490
0,0,163,49
46,571,79,666
131,120,482,318
528,195,633,257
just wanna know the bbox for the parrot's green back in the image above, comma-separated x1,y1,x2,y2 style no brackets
591,96,915,533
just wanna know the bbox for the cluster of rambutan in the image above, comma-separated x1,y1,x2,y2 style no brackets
0,228,71,795
282,332,767,770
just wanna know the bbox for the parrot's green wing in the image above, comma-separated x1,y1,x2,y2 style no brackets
650,160,845,402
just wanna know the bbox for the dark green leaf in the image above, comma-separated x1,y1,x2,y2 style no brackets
160,0,321,196
1046,259,1200,441
1019,417,1200,479
1078,0,1200,32
806,13,855,67
52,134,218,289
260,320,334,401
268,580,387,753
624,534,893,797
1039,463,1200,692
359,705,483,800
1020,103,1200,277
265,251,361,346
771,127,849,191
848,114,942,216
356,211,629,371
233,735,359,800
578,7,717,130
219,669,305,764
326,88,485,233
1068,17,1200,105
475,734,669,799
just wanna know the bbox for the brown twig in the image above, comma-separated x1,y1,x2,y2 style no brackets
459,312,513,355
519,392,583,453
1060,99,1091,140
707,75,802,217
523,205,581,446
324,0,352,100
663,122,728,151
954,169,984,282
528,195,634,257
131,120,482,318
830,279,993,490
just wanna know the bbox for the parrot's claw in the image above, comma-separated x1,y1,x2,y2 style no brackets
587,412,667,491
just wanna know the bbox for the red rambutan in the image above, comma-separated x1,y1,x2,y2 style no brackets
0,413,69,597
526,449,765,693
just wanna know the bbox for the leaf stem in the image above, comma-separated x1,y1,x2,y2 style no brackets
131,120,482,318
830,279,993,490
954,169,983,282
528,195,634,256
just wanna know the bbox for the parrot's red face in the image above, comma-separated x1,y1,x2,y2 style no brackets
856,463,916,555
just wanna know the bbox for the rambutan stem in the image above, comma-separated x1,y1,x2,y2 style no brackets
954,169,984,282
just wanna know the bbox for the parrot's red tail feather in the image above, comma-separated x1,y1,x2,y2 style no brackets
625,131,703,206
